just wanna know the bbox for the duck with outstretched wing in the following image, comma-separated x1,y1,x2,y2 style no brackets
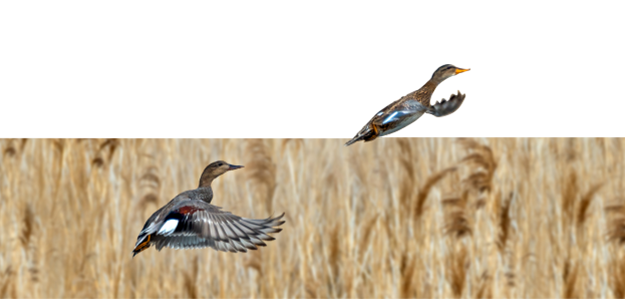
346,64,470,146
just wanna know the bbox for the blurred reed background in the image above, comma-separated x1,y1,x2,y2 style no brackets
1,138,624,298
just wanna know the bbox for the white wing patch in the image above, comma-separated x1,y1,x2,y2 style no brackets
376,111,384,116
158,219,179,235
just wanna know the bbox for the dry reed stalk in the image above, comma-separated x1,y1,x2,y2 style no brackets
245,140,277,214
137,166,161,212
475,271,492,299
610,253,625,299
358,213,379,259
561,171,579,228
245,250,263,273
0,266,16,298
304,279,319,299
576,183,603,227
138,193,159,212
443,190,472,238
396,139,413,168
446,245,468,298
396,139,415,220
609,226,625,247
414,167,456,219
20,204,35,249
20,203,40,286
607,202,625,245
3,142,17,157
399,252,417,298
183,256,199,299
497,192,514,252
139,167,161,189
328,223,342,289
99,139,120,163
459,139,498,193
382,210,399,259
562,259,578,298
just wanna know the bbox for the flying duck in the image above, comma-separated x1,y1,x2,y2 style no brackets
132,160,285,257
346,64,470,146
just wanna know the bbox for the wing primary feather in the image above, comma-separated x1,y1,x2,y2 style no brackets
240,239,258,250
248,236,267,247
219,217,237,239
208,214,219,241
214,216,229,241
224,220,250,240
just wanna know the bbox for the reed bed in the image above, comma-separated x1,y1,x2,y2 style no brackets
0,138,624,298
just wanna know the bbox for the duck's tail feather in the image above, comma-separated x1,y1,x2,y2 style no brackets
345,125,377,146
345,136,363,146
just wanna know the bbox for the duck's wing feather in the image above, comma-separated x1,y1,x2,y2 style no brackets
426,91,466,117
150,199,285,253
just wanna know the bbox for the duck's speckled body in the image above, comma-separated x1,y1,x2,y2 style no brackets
132,161,285,257
346,64,470,146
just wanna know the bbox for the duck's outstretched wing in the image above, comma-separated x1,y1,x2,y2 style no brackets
426,91,466,117
148,200,285,253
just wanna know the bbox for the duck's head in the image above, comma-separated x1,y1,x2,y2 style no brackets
431,64,470,83
198,160,243,187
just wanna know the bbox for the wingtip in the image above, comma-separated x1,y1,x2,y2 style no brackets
267,212,286,221
345,139,357,146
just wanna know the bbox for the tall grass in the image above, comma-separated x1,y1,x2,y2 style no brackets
0,138,624,298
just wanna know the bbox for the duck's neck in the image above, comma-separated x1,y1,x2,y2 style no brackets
195,186,214,203
415,79,440,104
198,175,217,189
425,74,446,88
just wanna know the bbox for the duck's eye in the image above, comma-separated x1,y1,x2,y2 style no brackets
217,162,223,167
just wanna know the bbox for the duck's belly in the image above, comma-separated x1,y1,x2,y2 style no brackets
379,111,424,136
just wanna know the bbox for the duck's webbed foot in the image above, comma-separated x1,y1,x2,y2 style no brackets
426,93,465,116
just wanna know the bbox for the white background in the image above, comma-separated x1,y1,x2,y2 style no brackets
0,0,625,122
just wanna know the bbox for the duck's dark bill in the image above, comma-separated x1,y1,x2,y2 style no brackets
456,69,469,83
228,164,244,170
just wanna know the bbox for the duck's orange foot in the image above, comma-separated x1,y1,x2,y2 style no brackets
132,234,152,258
364,124,380,142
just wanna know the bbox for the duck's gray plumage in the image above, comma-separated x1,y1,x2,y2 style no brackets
345,64,469,146
133,161,285,256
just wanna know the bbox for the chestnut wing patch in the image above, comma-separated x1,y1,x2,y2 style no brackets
177,205,202,215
